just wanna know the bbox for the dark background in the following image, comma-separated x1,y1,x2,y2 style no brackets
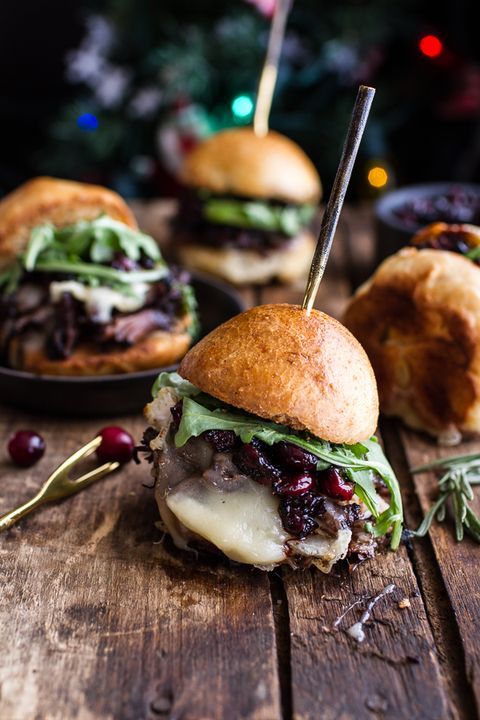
0,0,478,199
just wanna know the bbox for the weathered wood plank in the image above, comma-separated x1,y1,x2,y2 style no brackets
0,410,282,720
284,548,450,720
395,427,480,718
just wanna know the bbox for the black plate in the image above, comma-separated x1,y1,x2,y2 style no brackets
0,273,244,417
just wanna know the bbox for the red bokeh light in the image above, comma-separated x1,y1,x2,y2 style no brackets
419,35,443,58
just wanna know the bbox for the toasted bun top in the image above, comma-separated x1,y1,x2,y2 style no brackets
180,128,322,205
412,221,480,249
179,304,378,444
0,177,137,270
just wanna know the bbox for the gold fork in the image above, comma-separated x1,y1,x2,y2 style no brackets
0,436,120,532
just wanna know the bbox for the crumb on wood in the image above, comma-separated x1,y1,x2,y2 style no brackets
398,597,411,609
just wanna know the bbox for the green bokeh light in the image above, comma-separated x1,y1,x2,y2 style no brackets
231,94,254,120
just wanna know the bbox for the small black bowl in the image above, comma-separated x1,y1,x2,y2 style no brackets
375,182,480,264
0,273,244,417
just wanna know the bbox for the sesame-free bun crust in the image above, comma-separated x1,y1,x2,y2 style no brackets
181,128,322,205
10,317,192,376
179,304,378,444
344,248,480,441
178,230,315,285
0,177,137,270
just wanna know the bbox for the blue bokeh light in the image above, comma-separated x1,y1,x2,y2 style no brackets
77,113,99,132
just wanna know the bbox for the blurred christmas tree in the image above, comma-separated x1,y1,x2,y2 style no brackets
40,0,480,198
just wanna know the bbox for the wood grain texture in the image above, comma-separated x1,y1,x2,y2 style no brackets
397,428,480,718
284,551,449,720
0,411,281,720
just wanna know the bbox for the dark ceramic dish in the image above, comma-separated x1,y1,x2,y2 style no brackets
0,273,244,417
375,182,480,264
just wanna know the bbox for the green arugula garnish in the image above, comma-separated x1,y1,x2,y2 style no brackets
153,373,404,548
203,198,316,236
413,453,480,543
0,215,169,296
178,283,200,339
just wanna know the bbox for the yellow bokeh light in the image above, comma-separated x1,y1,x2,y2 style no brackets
367,166,388,188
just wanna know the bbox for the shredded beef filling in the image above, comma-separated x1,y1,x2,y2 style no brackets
0,264,190,365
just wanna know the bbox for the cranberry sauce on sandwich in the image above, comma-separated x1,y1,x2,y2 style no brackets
0,178,198,374
142,304,403,571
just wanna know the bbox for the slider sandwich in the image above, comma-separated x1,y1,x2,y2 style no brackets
176,128,322,285
0,177,198,375
143,304,403,571
345,222,480,444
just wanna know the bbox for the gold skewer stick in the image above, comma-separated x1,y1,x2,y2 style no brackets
302,85,376,315
253,0,291,138
0,437,119,532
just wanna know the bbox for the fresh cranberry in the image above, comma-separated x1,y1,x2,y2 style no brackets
96,426,134,464
204,430,238,453
274,471,315,496
274,441,318,471
232,439,281,484
8,430,46,467
318,467,354,501
170,401,183,432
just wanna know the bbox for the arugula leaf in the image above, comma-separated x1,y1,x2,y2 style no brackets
172,394,403,548
22,215,164,272
202,198,316,237
178,282,200,339
24,224,56,271
151,371,201,399
32,260,168,284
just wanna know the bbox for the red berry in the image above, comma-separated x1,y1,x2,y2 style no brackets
8,430,46,467
274,441,318,471
275,472,315,496
96,426,134,464
318,467,354,501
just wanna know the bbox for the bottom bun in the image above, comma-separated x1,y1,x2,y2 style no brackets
9,318,192,376
178,231,315,285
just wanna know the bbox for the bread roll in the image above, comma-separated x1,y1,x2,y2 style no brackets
344,247,480,443
0,177,137,270
180,303,378,444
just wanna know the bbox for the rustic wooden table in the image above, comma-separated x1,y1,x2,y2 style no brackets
1,202,479,720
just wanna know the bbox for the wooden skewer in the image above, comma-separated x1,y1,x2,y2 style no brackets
253,0,291,138
302,85,376,315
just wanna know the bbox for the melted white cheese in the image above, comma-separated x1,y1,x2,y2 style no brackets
49,280,149,323
166,477,289,565
287,529,352,573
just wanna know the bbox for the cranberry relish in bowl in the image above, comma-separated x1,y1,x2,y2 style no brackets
142,305,403,572
0,178,198,375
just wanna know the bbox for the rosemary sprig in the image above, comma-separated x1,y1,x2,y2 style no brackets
412,452,480,543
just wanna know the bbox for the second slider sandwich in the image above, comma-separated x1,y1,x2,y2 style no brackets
176,128,322,285
143,304,403,571
0,177,198,375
